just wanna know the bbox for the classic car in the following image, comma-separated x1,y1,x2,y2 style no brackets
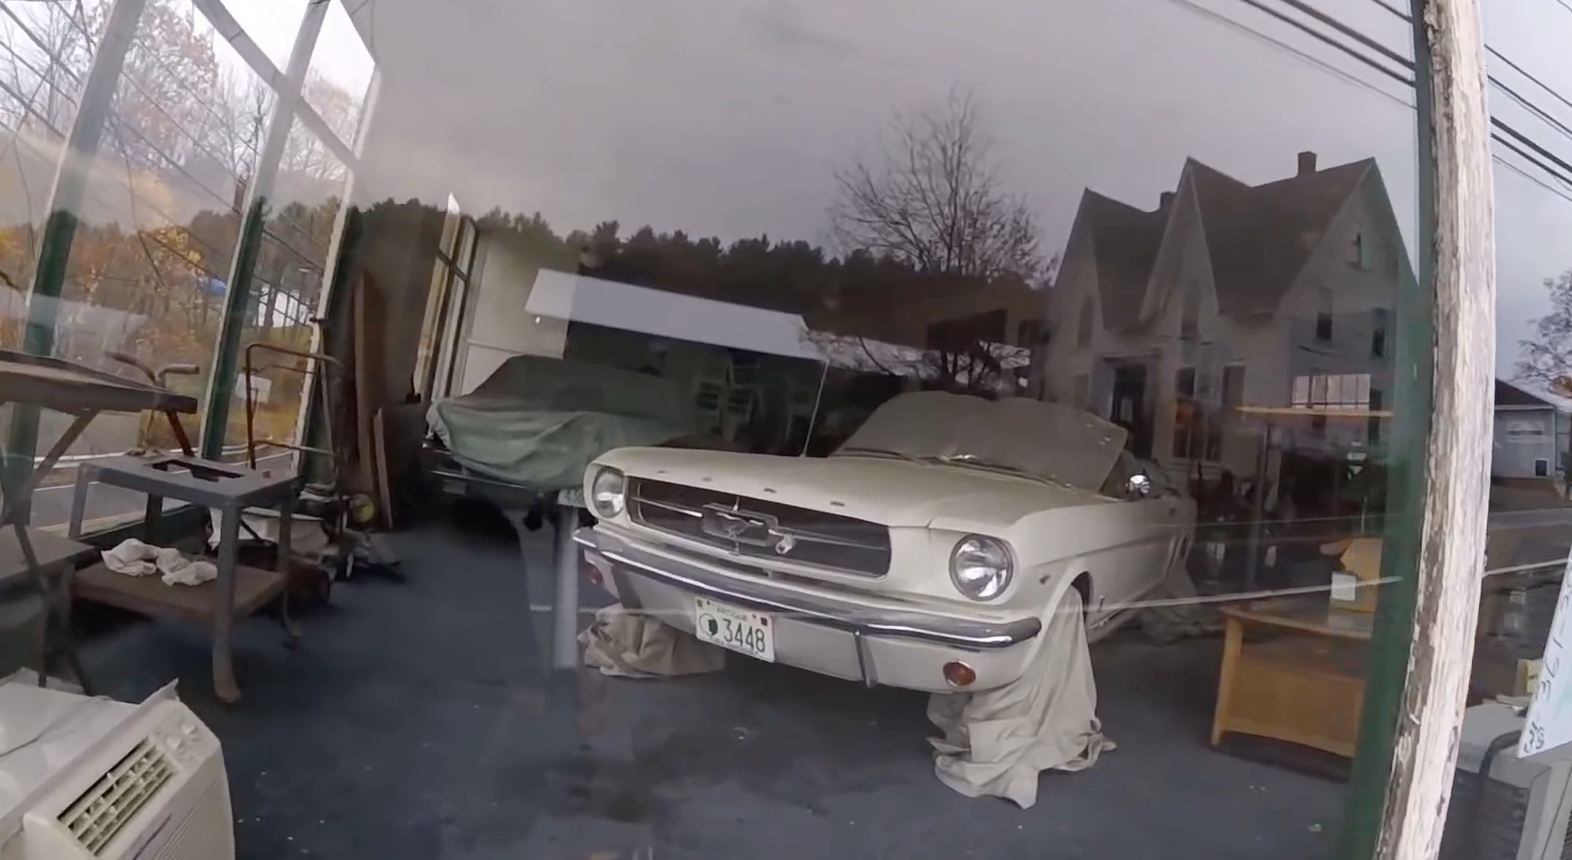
573,390,1196,694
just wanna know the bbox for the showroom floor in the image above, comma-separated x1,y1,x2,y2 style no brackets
80,511,1344,860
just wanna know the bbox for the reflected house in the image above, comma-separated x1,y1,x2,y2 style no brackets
1492,379,1570,481
1044,150,1408,488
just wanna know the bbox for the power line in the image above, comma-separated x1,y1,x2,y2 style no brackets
1487,46,1572,121
1229,0,1572,190
1162,0,1414,110
1495,156,1572,207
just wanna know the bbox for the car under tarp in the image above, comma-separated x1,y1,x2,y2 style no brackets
427,354,708,496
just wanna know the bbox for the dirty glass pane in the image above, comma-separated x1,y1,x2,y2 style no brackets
1480,1,1572,767
314,0,1435,855
217,0,309,73
301,0,373,152
3,0,282,532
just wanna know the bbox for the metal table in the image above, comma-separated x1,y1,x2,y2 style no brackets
67,453,299,703
0,350,198,688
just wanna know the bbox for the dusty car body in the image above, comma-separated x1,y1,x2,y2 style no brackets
573,391,1196,694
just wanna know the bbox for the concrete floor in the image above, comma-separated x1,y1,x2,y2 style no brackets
79,512,1346,860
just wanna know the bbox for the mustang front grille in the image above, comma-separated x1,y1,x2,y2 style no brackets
627,478,891,576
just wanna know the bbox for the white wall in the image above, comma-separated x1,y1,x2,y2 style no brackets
1494,408,1559,479
452,229,570,393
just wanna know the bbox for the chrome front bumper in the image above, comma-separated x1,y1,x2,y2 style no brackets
574,526,1041,652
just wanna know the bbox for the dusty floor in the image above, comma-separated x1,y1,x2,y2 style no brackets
80,512,1345,860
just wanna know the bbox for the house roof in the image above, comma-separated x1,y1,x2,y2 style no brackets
1188,158,1372,318
1071,154,1375,331
1080,190,1166,330
1496,379,1558,408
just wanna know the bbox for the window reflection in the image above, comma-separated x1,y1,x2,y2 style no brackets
333,0,1427,851
1481,0,1572,730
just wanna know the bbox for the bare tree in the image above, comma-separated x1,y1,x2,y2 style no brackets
829,86,1047,285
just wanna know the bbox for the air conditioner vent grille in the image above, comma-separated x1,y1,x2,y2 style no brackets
59,738,174,855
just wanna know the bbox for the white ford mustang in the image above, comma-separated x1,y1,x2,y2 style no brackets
574,390,1196,694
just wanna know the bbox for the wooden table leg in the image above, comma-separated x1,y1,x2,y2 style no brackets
1211,615,1244,747
212,505,241,703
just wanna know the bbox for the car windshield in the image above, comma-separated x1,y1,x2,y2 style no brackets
834,391,1129,491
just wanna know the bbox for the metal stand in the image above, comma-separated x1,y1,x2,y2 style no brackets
68,454,299,703
502,502,583,673
552,505,581,671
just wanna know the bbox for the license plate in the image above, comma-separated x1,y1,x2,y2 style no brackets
693,597,776,662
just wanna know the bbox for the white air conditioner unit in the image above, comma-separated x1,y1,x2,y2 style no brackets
1440,701,1572,860
0,681,232,860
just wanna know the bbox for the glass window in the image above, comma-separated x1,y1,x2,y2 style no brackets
0,0,111,301
217,117,347,454
187,0,1440,852
217,0,311,72
1484,0,1572,763
300,0,373,151
4,0,279,531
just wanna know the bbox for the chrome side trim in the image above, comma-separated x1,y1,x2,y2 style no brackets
574,527,1040,650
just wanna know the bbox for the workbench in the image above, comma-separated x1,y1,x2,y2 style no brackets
0,350,198,688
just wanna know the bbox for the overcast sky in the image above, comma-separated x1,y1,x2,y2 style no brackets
212,0,1572,386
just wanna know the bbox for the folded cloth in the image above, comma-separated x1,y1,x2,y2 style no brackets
101,539,216,586
578,604,725,678
101,539,157,576
927,588,1113,809
154,548,216,587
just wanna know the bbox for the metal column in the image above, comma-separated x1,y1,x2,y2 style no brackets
196,1,328,460
552,506,582,671
1,0,147,517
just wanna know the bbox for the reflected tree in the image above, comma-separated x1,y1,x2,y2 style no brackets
1515,267,1572,493
828,86,1047,284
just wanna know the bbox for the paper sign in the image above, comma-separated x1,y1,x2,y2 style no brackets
1518,546,1572,758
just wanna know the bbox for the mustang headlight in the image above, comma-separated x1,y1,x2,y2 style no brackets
588,467,626,519
949,535,1014,600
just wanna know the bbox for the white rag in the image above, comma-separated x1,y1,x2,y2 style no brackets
578,604,726,679
927,587,1113,808
101,539,217,587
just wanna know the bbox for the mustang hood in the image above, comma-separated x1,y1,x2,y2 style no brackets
840,392,1129,492
596,447,1105,528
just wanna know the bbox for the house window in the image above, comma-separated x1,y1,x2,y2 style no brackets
1180,282,1200,340
1315,286,1334,342
1222,364,1245,409
1349,232,1369,269
1173,399,1195,458
1016,319,1043,347
1077,299,1094,348
1173,365,1202,459
1371,308,1389,358
1536,459,1551,478
1292,372,1371,409
1368,388,1383,445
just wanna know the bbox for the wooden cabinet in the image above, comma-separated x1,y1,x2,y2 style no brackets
1212,599,1371,759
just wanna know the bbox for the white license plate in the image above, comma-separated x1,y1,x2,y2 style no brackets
693,597,776,662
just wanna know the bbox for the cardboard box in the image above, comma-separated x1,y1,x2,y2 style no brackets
1322,537,1382,613
1518,657,1543,697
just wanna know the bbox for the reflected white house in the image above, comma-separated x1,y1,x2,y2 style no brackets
1044,150,1410,484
